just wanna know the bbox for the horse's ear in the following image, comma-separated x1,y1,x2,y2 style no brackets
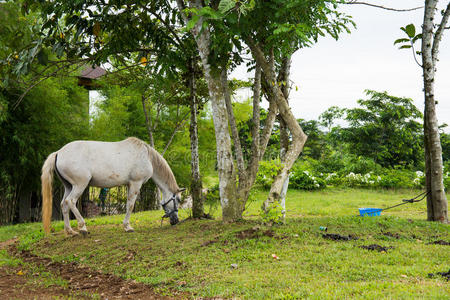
178,188,186,193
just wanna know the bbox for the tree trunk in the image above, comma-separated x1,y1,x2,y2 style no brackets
245,37,307,211
222,69,245,180
177,0,239,222
278,56,292,219
421,0,448,223
236,64,268,210
189,59,204,218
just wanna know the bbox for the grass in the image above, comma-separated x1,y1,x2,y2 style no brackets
1,188,449,299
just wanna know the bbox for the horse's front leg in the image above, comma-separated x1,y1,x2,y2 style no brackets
123,181,143,232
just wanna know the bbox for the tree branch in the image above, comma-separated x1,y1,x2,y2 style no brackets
161,111,190,156
222,68,246,177
245,63,261,176
343,1,423,12
432,2,450,64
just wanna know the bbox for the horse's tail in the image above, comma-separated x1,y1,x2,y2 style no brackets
41,152,57,234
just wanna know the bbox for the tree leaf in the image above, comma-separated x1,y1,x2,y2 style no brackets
404,24,415,38
412,33,422,43
399,45,412,49
186,15,200,31
394,38,409,45
218,0,235,14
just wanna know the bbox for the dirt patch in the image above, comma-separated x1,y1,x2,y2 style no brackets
428,269,450,281
427,240,450,246
0,237,18,249
382,232,401,239
201,239,218,247
0,265,77,300
322,233,358,241
235,228,286,240
360,244,394,252
3,244,180,299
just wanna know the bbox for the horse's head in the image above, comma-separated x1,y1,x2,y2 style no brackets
162,188,185,225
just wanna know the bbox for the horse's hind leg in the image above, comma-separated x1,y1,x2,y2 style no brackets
123,181,143,232
65,182,89,236
60,183,75,235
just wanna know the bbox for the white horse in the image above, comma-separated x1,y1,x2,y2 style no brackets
41,137,184,235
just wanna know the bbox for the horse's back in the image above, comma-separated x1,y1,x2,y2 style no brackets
56,139,152,187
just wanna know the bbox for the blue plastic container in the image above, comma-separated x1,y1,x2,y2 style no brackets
359,208,382,217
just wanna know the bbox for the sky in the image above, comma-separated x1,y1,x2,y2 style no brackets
231,0,450,131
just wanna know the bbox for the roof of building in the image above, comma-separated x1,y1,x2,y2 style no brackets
79,66,107,79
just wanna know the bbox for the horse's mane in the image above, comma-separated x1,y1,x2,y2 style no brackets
125,137,179,193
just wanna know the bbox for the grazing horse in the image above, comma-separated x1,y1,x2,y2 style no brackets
41,137,184,235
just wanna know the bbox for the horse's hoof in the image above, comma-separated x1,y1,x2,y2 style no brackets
125,228,134,233
80,230,89,237
65,230,79,236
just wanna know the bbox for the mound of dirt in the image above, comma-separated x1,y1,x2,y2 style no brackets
428,269,450,281
322,233,358,241
427,240,450,246
360,244,394,252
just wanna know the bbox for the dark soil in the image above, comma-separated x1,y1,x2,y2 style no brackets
322,233,358,241
428,269,450,281
1,242,180,299
236,228,277,239
427,240,450,246
382,232,401,239
360,244,394,252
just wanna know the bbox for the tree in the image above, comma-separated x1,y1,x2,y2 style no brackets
0,1,89,224
233,0,353,212
395,1,449,223
176,0,354,221
319,106,345,133
341,90,423,168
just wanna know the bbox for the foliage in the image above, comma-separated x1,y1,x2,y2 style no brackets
289,168,325,190
297,119,325,160
255,160,283,189
203,183,220,215
394,23,422,51
318,105,345,132
441,131,449,162
341,90,423,168
259,201,284,225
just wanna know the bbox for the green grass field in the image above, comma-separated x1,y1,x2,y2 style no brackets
1,188,449,299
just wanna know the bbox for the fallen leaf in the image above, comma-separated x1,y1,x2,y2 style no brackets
17,270,24,276
401,274,408,278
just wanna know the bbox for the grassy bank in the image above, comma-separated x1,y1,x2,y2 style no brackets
1,188,449,299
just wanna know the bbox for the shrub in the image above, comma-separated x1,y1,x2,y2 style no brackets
341,172,381,188
204,183,220,212
256,160,283,189
289,168,325,190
